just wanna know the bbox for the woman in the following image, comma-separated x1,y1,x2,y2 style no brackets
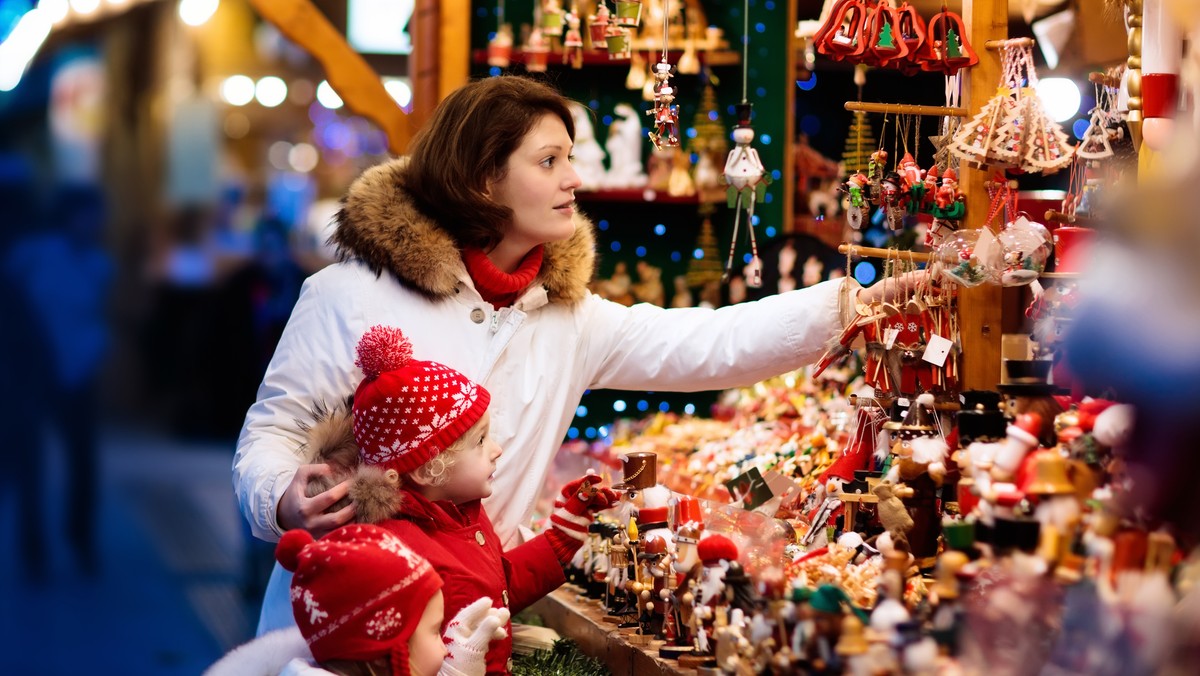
236,75,915,633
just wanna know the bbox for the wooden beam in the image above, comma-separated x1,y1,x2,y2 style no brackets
844,101,968,117
784,0,797,234
410,0,441,133
247,0,410,155
958,0,1009,393
439,0,471,98
838,244,934,262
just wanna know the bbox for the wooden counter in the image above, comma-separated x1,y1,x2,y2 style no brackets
529,587,694,675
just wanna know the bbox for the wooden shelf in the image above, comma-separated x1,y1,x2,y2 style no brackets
1040,272,1080,280
472,48,741,68
576,188,727,205
528,587,688,676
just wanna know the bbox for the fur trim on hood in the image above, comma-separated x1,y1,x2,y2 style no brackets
332,157,596,303
204,627,315,676
297,401,403,525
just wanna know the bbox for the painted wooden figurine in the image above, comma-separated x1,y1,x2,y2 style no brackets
723,103,770,288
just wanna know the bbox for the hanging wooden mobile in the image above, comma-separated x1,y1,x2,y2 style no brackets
647,0,679,149
722,0,771,289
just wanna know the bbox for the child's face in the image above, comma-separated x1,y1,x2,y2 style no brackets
434,412,503,504
408,590,446,676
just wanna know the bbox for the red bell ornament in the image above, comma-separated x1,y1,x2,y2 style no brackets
894,2,927,75
916,9,978,75
867,1,909,68
815,0,870,61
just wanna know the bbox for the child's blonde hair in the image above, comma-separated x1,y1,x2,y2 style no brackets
404,414,488,488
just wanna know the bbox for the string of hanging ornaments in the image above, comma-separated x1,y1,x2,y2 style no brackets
948,39,1075,174
722,0,771,289
647,0,679,149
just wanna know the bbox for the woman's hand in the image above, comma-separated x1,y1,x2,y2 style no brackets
855,269,930,307
276,464,356,538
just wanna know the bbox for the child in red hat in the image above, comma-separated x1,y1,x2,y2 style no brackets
340,325,617,674
205,523,508,676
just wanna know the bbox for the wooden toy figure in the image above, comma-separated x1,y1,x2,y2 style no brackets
880,171,907,231
932,167,965,220
843,172,869,230
563,10,584,68
723,103,770,288
648,62,680,149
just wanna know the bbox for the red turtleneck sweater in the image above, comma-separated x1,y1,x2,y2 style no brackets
461,246,544,309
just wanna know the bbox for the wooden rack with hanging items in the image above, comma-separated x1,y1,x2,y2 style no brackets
843,101,969,118
838,244,934,263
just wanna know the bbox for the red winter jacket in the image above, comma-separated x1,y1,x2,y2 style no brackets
381,490,567,675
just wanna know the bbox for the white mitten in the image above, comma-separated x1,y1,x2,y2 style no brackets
438,597,510,676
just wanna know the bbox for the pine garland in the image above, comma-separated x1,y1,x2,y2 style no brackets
511,639,608,676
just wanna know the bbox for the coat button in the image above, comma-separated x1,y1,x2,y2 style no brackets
470,308,486,323
475,531,486,545
502,590,509,606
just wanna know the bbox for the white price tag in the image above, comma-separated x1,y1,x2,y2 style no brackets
922,333,954,367
884,327,900,349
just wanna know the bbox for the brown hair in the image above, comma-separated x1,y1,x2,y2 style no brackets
403,75,576,250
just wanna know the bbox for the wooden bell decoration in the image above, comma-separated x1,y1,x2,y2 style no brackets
1023,449,1076,495
916,9,979,75
894,1,927,75
867,0,910,68
814,0,870,61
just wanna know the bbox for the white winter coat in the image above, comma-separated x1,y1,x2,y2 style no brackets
234,158,857,633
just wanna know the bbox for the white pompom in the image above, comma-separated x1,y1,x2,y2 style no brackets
1093,404,1135,448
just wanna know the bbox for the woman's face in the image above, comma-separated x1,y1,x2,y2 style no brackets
489,112,581,250
408,591,446,676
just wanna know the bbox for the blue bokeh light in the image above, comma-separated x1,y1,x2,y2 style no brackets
854,261,878,285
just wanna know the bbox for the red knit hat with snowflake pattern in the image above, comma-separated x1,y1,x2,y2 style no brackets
352,325,491,474
277,524,443,675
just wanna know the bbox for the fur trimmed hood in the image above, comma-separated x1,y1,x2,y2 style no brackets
204,627,318,676
297,401,403,526
332,157,596,303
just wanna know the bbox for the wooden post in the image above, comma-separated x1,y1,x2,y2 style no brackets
957,0,1008,392
410,0,441,131
438,0,471,99
784,0,797,233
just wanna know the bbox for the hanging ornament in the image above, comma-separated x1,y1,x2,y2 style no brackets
562,8,584,68
814,0,870,61
842,172,869,229
541,1,565,37
487,1,513,68
647,0,679,150
915,9,978,75
723,103,768,287
614,0,643,27
867,0,910,68
894,1,927,75
525,27,551,73
605,22,632,60
1076,106,1114,160
722,0,771,289
588,2,611,50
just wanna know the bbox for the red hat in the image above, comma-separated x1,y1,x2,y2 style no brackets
697,533,739,566
277,525,443,675
353,326,491,474
1007,412,1041,448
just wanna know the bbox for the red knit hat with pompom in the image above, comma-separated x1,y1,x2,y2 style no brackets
697,533,739,566
277,525,443,675
352,325,491,474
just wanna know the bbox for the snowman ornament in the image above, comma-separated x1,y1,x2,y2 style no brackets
723,103,771,288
